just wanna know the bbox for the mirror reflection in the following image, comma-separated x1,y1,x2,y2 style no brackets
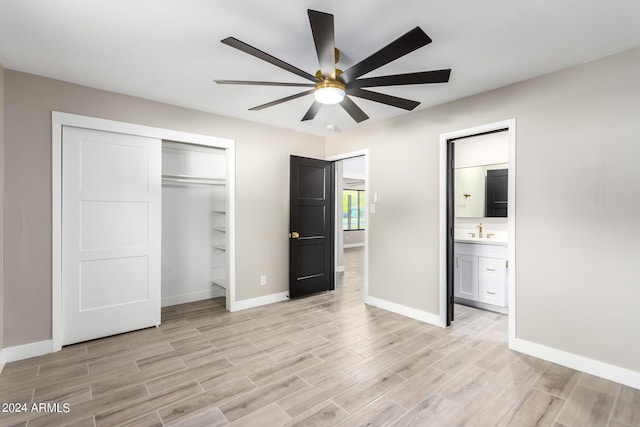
455,163,508,218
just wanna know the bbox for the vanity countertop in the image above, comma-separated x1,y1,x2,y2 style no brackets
454,237,508,246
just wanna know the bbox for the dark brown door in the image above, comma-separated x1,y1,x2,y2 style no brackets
289,155,335,298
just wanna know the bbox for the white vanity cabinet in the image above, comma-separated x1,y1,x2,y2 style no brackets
454,242,507,311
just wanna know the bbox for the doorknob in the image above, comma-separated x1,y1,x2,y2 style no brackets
288,231,300,239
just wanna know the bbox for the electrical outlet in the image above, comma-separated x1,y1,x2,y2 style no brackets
260,275,267,286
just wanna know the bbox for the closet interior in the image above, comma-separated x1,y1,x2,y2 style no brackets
161,141,228,307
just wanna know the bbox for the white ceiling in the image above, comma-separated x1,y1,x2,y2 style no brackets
1,1,639,137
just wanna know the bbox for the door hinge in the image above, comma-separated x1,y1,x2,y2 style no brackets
505,260,509,269
456,257,460,268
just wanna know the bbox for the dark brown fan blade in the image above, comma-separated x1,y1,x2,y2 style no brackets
339,96,369,123
348,69,451,88
248,89,314,111
214,80,314,87
347,88,420,110
339,27,432,84
222,37,319,83
308,10,336,79
301,101,323,121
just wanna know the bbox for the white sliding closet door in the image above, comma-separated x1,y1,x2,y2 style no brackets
62,126,161,345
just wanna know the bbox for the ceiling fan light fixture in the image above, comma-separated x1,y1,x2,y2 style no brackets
314,80,345,104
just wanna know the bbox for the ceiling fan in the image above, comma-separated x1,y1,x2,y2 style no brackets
214,9,451,123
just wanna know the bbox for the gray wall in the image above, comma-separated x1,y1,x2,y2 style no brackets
325,47,640,372
0,63,5,353
3,71,324,347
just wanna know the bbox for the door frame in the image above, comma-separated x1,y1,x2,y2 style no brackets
52,111,236,352
439,119,516,342
326,149,369,302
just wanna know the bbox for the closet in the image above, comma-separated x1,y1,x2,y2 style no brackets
56,113,234,349
161,141,228,306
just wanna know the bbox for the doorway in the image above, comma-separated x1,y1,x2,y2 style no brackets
439,120,516,342
335,155,366,297
328,150,369,301
288,150,369,301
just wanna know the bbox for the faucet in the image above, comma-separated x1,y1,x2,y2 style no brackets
477,223,483,238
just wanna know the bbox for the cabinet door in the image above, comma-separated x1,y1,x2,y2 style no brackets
478,256,507,306
454,254,477,300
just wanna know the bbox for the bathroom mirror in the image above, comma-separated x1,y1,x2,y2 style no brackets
455,163,508,218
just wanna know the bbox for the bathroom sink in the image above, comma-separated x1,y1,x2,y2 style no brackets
454,233,507,244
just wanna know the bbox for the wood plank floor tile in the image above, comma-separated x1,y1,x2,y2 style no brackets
169,407,228,427
230,403,291,426
612,385,640,426
277,372,357,418
218,375,307,422
533,363,581,399
332,370,405,414
94,381,202,426
0,248,636,426
343,349,404,382
499,388,565,427
145,357,233,395
391,393,460,426
390,346,446,379
248,353,322,387
198,354,277,391
296,350,364,385
283,401,349,427
555,384,616,426
387,366,453,410
159,377,255,425
338,397,405,427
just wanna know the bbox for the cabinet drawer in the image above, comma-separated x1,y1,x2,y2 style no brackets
478,256,506,307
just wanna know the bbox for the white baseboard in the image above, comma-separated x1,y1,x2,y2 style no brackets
366,296,446,328
510,337,640,390
161,288,226,307
231,291,289,312
4,340,53,363
0,349,6,373
336,265,345,273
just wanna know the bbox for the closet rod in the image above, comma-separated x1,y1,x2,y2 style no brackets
162,174,226,186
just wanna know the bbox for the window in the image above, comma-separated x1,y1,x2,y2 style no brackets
343,189,365,231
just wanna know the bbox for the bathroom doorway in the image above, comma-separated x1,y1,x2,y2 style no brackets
439,120,516,343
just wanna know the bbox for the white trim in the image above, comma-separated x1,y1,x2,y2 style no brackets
232,292,289,312
439,119,517,338
511,338,640,390
366,296,446,328
0,350,6,373
226,142,237,312
326,149,370,303
4,340,53,363
336,266,345,273
161,288,226,308
52,111,236,353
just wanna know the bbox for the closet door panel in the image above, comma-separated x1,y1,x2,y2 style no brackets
62,126,161,346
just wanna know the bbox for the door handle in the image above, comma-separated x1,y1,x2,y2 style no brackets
288,231,300,239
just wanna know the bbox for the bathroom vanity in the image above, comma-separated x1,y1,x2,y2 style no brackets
453,238,508,314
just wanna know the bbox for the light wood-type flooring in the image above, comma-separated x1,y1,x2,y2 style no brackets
1,247,638,426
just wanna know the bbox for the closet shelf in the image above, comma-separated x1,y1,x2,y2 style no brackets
162,174,226,186
212,245,226,251
211,210,226,214
214,227,227,232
